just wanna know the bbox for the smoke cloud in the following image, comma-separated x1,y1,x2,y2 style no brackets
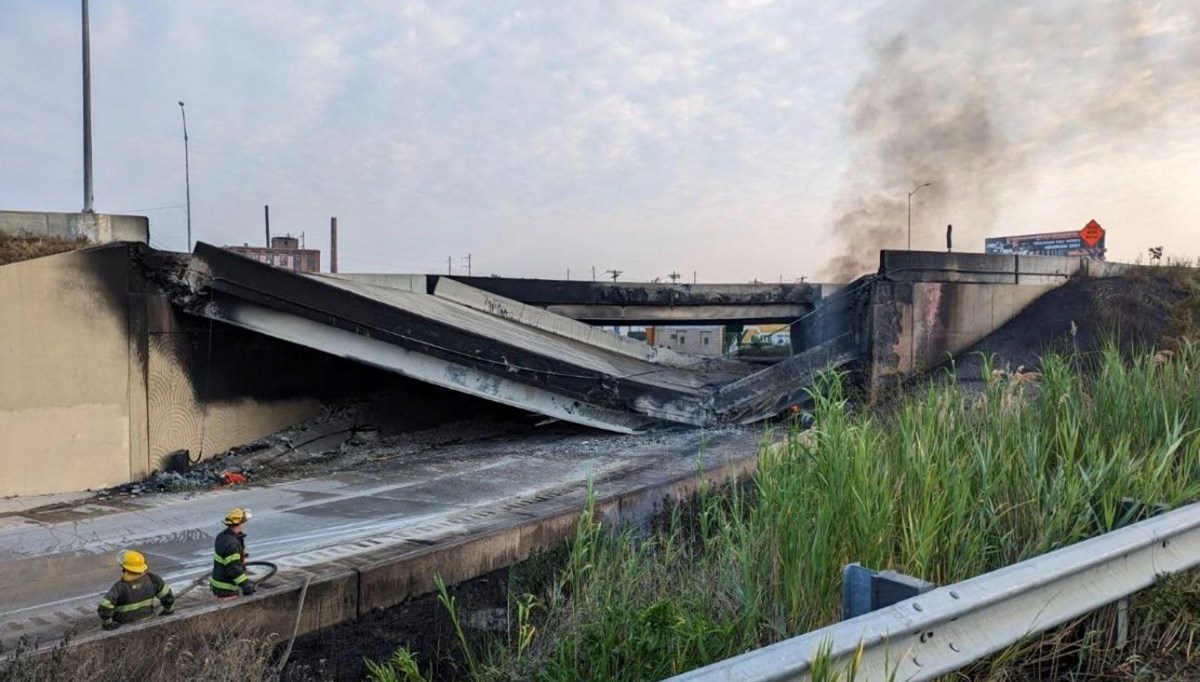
824,0,1200,280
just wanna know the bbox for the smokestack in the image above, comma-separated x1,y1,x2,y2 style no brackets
946,224,953,252
264,205,270,246
330,217,338,274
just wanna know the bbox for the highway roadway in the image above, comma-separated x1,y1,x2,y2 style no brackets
0,426,760,652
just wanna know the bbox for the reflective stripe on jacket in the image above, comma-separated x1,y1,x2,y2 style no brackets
97,572,174,624
211,527,249,595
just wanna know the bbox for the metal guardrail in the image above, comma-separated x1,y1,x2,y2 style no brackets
666,501,1200,682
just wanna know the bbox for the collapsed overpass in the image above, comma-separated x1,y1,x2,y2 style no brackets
0,238,1123,497
183,243,856,433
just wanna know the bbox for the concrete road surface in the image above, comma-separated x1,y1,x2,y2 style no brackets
0,426,760,652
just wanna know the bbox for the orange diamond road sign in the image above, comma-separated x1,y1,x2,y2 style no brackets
1079,219,1105,248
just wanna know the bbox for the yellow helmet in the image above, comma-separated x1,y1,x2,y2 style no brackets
117,550,147,574
223,507,252,526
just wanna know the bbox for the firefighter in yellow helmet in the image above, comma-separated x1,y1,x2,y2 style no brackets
211,507,255,599
97,550,174,630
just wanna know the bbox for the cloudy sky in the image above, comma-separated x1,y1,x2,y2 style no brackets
1,1,1197,281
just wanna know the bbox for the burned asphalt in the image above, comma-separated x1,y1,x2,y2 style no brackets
0,400,763,653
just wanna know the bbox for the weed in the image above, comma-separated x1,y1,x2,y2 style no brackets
0,232,89,266
371,341,1200,681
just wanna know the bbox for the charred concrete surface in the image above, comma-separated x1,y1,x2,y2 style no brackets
0,243,483,496
863,250,1129,400
183,243,846,433
0,424,763,656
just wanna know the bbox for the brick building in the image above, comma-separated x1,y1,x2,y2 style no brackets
225,235,321,273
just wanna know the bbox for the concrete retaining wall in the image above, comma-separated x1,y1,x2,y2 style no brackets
0,245,368,496
864,251,1127,399
866,280,1056,399
0,246,144,496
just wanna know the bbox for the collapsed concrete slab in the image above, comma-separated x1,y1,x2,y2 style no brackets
183,244,849,432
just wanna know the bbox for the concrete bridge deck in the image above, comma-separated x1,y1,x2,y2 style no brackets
334,273,834,325
188,243,847,432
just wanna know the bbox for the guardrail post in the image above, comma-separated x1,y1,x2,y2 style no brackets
842,563,935,619
842,563,874,619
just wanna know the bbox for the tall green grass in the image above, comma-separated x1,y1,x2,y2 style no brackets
370,342,1200,681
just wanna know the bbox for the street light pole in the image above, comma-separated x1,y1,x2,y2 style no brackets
907,182,932,250
81,0,93,212
178,101,192,250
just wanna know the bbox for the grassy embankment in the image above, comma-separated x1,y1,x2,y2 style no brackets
371,341,1200,681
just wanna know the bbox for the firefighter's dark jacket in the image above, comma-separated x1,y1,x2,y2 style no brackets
98,572,173,624
211,526,250,595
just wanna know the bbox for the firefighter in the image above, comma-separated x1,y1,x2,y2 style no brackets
211,506,256,599
97,550,174,630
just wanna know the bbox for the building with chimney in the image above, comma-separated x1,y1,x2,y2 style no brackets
225,235,321,273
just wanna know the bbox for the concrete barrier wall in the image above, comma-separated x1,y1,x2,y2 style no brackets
320,272,428,292
0,247,141,496
878,250,1127,285
0,210,148,244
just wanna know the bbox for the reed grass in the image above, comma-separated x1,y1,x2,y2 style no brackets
370,342,1200,681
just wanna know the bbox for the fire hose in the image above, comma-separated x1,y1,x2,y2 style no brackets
166,560,310,673
174,560,278,599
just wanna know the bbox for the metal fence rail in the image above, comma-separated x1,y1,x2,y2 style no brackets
666,501,1200,682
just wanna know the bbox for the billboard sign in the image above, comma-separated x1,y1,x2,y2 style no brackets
985,220,1107,260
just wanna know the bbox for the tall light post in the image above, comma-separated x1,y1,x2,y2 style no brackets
82,0,94,212
178,101,192,250
907,182,931,250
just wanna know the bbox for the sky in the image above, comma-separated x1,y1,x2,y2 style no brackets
1,0,1197,281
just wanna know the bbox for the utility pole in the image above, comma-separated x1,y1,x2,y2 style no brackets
330,217,338,273
693,271,697,284
448,256,452,275
566,268,570,280
907,181,932,251
462,253,472,276
263,205,270,246
592,266,596,281
668,271,681,283
81,0,94,212
179,101,192,249
605,269,622,282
